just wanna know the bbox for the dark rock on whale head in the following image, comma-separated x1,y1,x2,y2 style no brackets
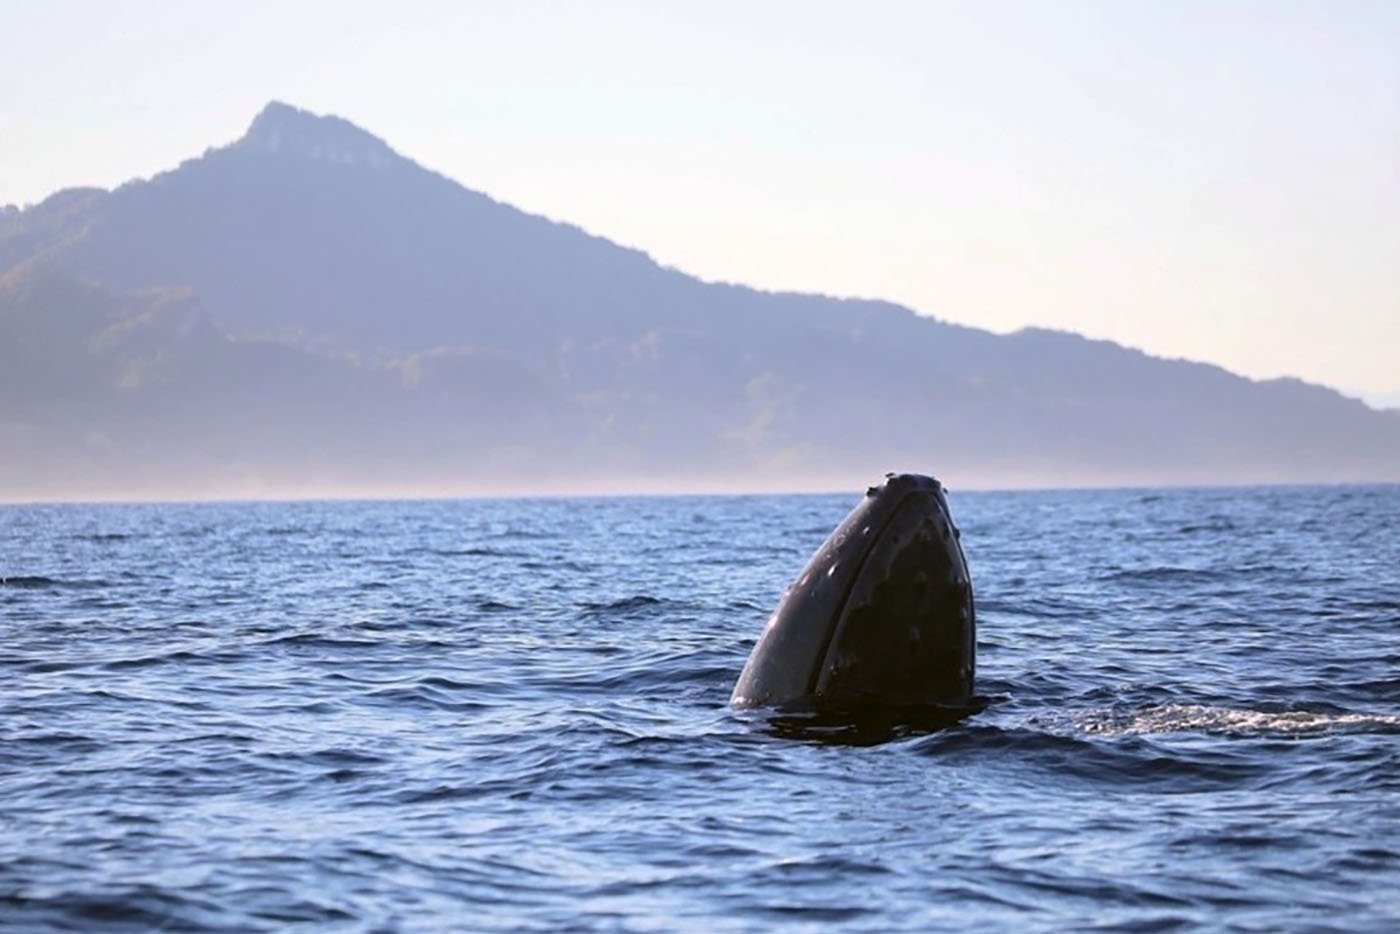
732,473,978,731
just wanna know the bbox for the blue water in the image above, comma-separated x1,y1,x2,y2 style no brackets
3,485,1399,931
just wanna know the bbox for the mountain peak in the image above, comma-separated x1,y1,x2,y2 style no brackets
236,102,397,167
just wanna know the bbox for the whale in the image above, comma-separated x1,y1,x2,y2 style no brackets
732,473,976,714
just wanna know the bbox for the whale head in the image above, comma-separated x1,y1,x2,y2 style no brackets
732,473,975,711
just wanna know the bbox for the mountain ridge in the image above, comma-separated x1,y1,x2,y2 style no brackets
2,103,1397,500
1,102,1381,409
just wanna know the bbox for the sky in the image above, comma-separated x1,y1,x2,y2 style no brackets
3,0,1397,406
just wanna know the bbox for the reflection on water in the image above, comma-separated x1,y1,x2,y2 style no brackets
757,697,993,746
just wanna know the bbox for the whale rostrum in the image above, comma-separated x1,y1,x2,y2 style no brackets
732,473,976,710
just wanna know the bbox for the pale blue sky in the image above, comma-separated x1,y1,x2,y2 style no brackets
4,1,1397,404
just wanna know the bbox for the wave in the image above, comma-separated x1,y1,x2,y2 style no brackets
1,575,62,588
1078,704,1400,737
912,723,1276,790
0,575,108,589
1175,519,1239,535
407,546,533,559
257,632,383,650
576,595,676,619
1100,567,1227,584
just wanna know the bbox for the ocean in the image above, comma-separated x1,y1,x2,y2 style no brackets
3,485,1398,931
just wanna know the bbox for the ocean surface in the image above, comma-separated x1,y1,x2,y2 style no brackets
3,485,1399,931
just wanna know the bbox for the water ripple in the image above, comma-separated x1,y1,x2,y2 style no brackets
1,486,1398,930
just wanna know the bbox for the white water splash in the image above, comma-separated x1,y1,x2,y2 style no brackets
1079,704,1400,737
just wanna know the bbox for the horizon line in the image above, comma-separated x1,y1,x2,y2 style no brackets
4,477,1397,509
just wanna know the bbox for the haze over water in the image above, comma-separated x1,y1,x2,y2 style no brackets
4,485,1398,930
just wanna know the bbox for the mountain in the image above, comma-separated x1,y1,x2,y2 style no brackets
3,102,1397,500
